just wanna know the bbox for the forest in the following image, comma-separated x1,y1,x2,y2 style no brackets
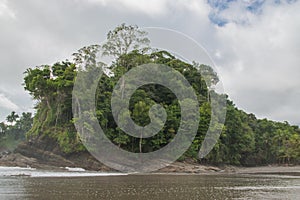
0,111,33,151
2,24,299,166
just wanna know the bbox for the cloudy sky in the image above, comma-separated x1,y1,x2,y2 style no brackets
0,0,299,125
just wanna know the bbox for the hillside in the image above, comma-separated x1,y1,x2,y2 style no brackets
1,24,299,170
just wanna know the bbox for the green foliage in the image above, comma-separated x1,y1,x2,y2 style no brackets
0,112,33,151
23,62,82,154
21,24,300,165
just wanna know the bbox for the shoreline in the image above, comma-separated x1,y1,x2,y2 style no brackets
1,152,299,176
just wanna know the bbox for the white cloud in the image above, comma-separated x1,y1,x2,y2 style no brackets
0,93,19,111
84,0,169,16
177,0,211,16
0,0,15,19
213,1,300,123
82,0,211,18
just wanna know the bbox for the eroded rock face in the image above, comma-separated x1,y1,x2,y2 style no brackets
14,142,75,168
0,136,111,171
1,136,223,173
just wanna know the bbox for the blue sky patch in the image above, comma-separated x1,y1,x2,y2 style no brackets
207,0,297,26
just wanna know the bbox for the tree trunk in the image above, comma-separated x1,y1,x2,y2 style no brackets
139,130,142,153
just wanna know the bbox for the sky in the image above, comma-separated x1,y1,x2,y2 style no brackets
0,0,299,125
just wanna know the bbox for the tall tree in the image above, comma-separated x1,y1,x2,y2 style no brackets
102,23,150,59
6,111,19,125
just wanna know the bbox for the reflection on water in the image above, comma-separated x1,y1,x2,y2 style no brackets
0,168,299,200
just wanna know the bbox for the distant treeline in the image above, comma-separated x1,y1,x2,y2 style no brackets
0,111,33,151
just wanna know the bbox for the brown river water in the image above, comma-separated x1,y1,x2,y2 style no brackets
0,167,299,200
